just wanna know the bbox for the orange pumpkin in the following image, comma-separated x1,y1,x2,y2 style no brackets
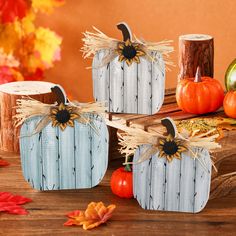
223,91,236,118
176,67,224,114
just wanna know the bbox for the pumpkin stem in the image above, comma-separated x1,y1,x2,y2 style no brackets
51,85,68,105
124,155,133,172
194,66,202,83
161,117,177,138
117,22,132,42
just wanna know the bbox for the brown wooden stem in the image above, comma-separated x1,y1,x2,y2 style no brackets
117,22,132,41
161,117,177,138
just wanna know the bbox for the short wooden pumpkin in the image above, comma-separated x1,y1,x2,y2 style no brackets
91,22,168,115
19,86,109,191
133,119,212,213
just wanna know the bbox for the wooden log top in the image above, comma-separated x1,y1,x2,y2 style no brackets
0,81,55,95
179,34,213,41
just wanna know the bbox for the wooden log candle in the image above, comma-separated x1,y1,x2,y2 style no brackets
178,34,214,80
0,81,56,153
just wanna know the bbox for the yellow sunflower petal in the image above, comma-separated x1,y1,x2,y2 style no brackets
136,50,145,56
118,43,124,50
119,55,125,62
133,56,140,64
51,108,58,115
126,59,133,66
178,146,187,152
166,155,173,162
52,120,59,127
60,123,67,131
67,120,74,127
59,103,65,111
159,139,165,145
174,152,181,159
125,40,131,46
70,113,79,120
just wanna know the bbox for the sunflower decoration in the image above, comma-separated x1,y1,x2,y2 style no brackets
116,39,145,66
158,135,187,162
50,103,79,131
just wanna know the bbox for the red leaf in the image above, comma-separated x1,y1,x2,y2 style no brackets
0,192,32,215
0,0,31,24
0,158,9,167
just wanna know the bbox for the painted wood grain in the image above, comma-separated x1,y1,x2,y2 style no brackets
92,50,165,115
133,145,212,213
20,115,109,191
74,118,92,188
138,56,152,114
151,51,165,114
109,56,124,113
124,62,138,113
41,121,60,190
92,51,110,109
91,114,109,187
58,126,76,189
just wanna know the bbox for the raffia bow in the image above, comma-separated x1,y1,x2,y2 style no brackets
14,86,106,137
81,22,174,72
106,118,221,172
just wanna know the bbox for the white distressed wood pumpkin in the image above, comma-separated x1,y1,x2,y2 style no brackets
133,118,212,213
19,86,109,191
92,23,165,115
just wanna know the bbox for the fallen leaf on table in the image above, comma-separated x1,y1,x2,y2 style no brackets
0,192,32,215
0,158,9,167
64,202,116,230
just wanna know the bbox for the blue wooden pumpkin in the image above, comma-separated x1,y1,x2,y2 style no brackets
132,118,212,213
20,114,108,191
91,22,166,115
18,85,109,191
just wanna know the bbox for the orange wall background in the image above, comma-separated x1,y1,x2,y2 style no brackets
38,0,236,102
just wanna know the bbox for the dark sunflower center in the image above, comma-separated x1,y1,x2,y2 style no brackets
122,45,137,59
56,109,71,124
163,140,178,155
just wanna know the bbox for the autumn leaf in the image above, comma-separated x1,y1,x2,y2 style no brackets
32,0,64,14
0,0,31,24
34,27,62,68
64,202,116,230
0,24,21,54
0,192,32,215
0,158,9,167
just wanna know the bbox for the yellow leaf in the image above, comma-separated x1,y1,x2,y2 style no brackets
32,0,65,14
34,27,62,68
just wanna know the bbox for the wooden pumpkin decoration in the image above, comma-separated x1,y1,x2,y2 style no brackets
132,118,212,213
17,85,109,190
82,22,174,115
176,67,224,114
223,90,236,118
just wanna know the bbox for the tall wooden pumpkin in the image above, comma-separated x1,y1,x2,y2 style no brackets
86,22,173,115
133,118,212,213
18,86,109,191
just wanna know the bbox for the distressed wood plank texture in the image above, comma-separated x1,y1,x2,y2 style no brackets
20,115,109,190
93,51,165,114
133,146,212,213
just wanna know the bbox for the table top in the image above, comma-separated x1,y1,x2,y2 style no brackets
0,148,236,236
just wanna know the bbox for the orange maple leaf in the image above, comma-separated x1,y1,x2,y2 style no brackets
64,202,116,230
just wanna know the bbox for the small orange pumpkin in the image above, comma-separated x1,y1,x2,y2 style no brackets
223,91,236,118
176,67,224,114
